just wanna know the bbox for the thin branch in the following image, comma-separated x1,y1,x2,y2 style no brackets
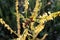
33,11,60,33
20,29,28,40
32,24,44,40
30,22,35,31
15,0,21,35
40,33,48,40
32,11,60,40
0,18,19,37
29,0,42,31
30,0,42,20
24,0,29,18
38,11,60,23
24,0,29,12
20,14,26,21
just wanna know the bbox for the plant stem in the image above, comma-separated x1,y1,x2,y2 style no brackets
16,0,20,35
